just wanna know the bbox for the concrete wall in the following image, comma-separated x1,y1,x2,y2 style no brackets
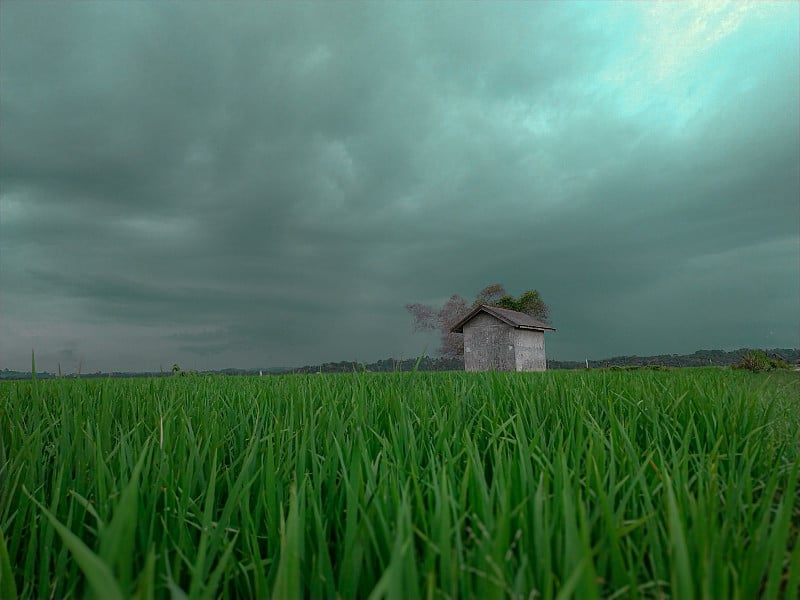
463,312,516,371
512,329,547,371
462,312,548,371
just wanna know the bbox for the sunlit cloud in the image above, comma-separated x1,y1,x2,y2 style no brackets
643,1,757,82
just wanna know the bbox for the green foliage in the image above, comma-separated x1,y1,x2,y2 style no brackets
549,348,800,370
23,491,126,600
1,370,798,599
0,528,18,600
171,364,198,377
736,351,771,372
477,287,549,323
734,350,791,372
769,357,793,370
609,365,672,371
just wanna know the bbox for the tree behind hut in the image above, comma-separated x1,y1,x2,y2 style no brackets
406,284,550,358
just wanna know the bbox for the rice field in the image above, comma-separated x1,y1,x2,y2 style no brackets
1,368,798,599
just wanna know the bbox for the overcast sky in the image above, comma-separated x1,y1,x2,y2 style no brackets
1,2,798,373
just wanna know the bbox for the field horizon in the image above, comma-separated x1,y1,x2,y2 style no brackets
2,346,798,380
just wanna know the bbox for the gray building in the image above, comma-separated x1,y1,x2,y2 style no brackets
450,305,556,372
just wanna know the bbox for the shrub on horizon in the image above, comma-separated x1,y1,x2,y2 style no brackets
734,350,790,372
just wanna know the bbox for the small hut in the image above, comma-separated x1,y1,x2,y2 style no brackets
450,305,555,372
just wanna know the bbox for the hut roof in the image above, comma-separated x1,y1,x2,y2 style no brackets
450,304,556,333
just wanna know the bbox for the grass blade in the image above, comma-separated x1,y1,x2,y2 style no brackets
23,486,125,600
271,481,303,600
0,527,18,600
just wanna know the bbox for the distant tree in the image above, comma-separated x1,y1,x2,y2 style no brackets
494,289,549,322
406,284,550,358
474,283,506,306
734,350,791,372
406,294,470,358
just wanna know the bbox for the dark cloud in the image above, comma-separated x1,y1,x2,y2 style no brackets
1,2,797,372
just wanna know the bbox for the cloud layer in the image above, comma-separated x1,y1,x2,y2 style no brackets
1,2,798,372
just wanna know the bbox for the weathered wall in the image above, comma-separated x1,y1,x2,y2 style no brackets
462,313,548,371
512,329,547,371
462,313,516,371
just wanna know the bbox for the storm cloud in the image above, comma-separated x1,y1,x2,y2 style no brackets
1,2,798,372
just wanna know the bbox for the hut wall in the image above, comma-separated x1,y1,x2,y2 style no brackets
512,329,547,371
462,312,516,371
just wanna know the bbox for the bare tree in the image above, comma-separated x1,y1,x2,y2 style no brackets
406,294,469,358
406,284,550,358
474,283,507,306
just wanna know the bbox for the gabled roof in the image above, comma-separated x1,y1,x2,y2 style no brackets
450,304,556,333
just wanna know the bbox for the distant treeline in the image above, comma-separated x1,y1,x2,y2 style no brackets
548,348,800,370
282,348,800,373
3,348,797,380
289,356,464,374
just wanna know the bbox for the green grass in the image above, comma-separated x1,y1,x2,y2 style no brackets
1,368,798,599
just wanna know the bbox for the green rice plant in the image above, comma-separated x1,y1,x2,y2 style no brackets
0,368,798,598
0,527,18,600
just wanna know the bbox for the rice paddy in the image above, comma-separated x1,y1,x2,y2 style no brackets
1,368,798,599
